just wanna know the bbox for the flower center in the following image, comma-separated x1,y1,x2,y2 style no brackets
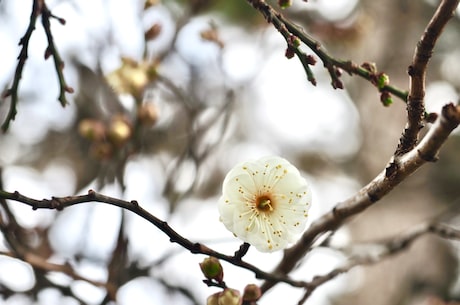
256,195,274,213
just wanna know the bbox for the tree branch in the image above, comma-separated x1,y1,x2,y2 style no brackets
296,222,460,305
41,3,74,106
1,0,41,132
0,189,305,289
2,0,72,133
396,0,459,155
0,250,112,291
245,0,409,101
261,102,460,294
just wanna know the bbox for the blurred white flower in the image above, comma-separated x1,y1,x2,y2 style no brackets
218,156,312,252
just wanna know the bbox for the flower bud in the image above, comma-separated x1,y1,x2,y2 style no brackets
218,289,242,305
360,62,377,73
207,292,220,305
108,116,132,146
380,91,393,107
376,72,390,89
242,284,261,302
137,103,159,127
145,23,162,41
78,119,106,141
278,0,292,9
285,46,295,59
200,257,224,283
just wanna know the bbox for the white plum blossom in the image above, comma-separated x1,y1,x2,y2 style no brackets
218,156,312,252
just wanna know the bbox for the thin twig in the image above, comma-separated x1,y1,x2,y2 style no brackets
245,0,408,100
2,0,72,132
41,4,74,106
1,0,41,132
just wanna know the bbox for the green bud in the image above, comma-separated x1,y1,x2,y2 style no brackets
380,91,393,107
278,0,292,9
200,257,224,283
377,73,390,89
292,37,300,48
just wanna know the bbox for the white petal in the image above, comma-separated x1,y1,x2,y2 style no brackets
218,156,312,252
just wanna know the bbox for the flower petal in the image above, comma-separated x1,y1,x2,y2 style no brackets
218,156,312,252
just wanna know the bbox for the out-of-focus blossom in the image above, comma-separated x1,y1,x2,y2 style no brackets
207,289,242,305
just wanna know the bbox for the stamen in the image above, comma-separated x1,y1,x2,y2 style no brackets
256,196,274,212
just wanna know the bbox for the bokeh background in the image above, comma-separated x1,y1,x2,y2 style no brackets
1,0,460,304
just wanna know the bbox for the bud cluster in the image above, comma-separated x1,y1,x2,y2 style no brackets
78,115,133,160
105,57,157,101
361,61,394,106
200,257,262,305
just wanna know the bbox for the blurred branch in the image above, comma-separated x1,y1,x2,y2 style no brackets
1,0,72,133
296,222,460,305
245,0,409,101
396,0,459,155
0,250,112,291
261,102,460,294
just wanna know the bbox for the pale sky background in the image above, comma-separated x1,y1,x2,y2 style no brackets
1,1,459,305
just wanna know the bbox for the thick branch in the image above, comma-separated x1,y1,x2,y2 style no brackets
261,103,460,293
396,0,459,155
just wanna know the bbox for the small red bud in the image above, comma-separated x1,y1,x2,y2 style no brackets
425,112,438,123
361,62,377,73
44,47,52,60
65,86,74,94
332,78,344,89
2,89,12,98
306,55,316,65
285,46,295,59
335,67,343,77
144,23,162,41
